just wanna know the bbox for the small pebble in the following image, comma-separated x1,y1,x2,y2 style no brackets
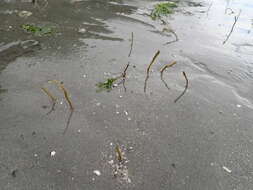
93,170,101,176
50,151,56,157
236,104,241,108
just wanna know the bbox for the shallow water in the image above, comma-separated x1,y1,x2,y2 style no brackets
0,0,253,189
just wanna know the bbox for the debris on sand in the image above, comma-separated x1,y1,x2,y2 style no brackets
161,19,179,45
108,144,131,183
174,71,189,103
63,110,74,135
223,10,241,44
144,50,160,93
18,10,32,18
160,61,177,91
48,80,74,110
222,166,232,173
41,80,74,134
121,63,130,92
128,32,134,57
96,78,119,92
96,62,130,92
21,24,53,36
50,151,56,157
115,145,123,163
41,87,57,115
93,170,101,176
151,2,178,20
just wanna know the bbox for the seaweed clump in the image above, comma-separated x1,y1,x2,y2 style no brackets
21,24,53,36
96,78,118,92
151,2,178,20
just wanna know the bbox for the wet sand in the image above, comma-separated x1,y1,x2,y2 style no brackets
0,0,253,189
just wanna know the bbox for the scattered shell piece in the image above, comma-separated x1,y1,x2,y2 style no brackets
128,147,134,152
93,170,101,176
34,153,38,157
18,10,32,18
236,104,241,108
222,166,232,173
124,110,128,116
77,129,81,133
78,28,86,33
50,151,56,157
83,74,87,78
127,117,131,121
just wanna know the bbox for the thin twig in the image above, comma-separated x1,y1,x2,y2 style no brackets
41,87,57,115
174,71,189,103
63,110,74,135
161,19,179,45
128,32,134,57
115,145,123,163
48,80,74,110
144,50,160,93
223,10,241,44
59,84,74,110
160,61,177,90
121,63,130,92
